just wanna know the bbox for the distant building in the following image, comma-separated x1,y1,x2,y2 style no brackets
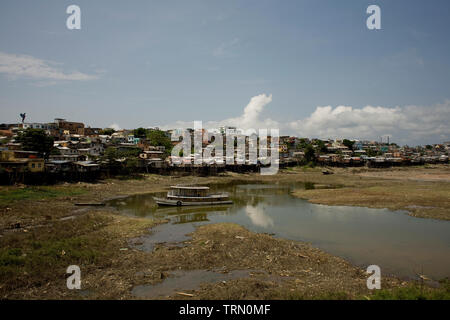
54,118,85,134
0,150,44,173
21,123,55,130
77,127,101,136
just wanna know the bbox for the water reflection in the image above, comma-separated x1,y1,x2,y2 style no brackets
172,213,208,224
108,184,450,280
245,205,274,228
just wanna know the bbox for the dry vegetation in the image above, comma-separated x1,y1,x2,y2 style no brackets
290,165,450,220
0,165,449,299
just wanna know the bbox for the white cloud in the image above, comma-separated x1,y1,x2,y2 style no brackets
161,94,450,145
289,101,450,145
160,93,277,131
0,52,98,82
109,123,122,131
221,93,278,129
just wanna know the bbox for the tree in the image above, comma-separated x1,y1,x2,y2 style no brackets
102,146,140,163
16,129,54,158
366,148,379,157
342,139,355,151
146,130,172,153
133,127,148,139
316,140,327,153
102,147,119,163
296,138,309,150
304,145,316,164
100,128,115,136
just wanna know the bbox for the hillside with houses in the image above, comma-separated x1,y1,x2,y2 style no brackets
0,118,449,184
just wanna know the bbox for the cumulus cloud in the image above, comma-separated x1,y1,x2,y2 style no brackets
108,123,122,131
0,52,98,82
161,94,450,146
160,93,277,131
219,93,278,129
289,101,450,145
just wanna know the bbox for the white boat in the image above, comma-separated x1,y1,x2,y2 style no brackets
154,185,233,206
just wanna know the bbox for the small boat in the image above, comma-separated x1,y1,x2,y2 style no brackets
154,185,233,206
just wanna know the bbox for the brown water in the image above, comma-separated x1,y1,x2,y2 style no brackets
108,183,450,281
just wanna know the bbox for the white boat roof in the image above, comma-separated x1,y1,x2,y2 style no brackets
170,185,210,190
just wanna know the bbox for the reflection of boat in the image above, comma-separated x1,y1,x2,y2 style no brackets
154,186,233,206
155,205,230,215
172,213,209,224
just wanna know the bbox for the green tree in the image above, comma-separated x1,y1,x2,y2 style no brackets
102,147,119,163
316,140,327,153
296,138,309,150
16,129,54,158
146,130,172,153
125,157,140,172
99,128,115,135
304,144,316,164
102,146,141,163
342,139,355,150
133,127,148,139
366,148,378,157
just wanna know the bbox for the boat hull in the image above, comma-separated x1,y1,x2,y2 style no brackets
153,197,232,206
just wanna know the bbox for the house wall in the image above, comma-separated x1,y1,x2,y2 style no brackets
27,159,44,172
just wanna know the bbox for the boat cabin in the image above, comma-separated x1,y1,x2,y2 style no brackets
169,186,210,197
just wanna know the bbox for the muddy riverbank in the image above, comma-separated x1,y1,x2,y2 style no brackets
0,166,449,299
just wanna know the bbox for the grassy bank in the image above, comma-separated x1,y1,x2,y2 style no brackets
367,280,450,300
0,211,157,299
0,186,87,207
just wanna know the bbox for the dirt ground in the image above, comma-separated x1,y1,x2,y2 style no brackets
0,165,449,299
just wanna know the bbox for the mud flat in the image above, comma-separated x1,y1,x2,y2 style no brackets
290,165,450,221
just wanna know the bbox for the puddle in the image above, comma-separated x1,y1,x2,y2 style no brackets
130,221,207,252
132,269,257,298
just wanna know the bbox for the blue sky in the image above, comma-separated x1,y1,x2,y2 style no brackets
1,0,449,145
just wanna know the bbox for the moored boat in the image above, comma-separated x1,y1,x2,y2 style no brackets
154,185,233,206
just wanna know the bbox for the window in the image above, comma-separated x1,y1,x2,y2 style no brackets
32,163,35,168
